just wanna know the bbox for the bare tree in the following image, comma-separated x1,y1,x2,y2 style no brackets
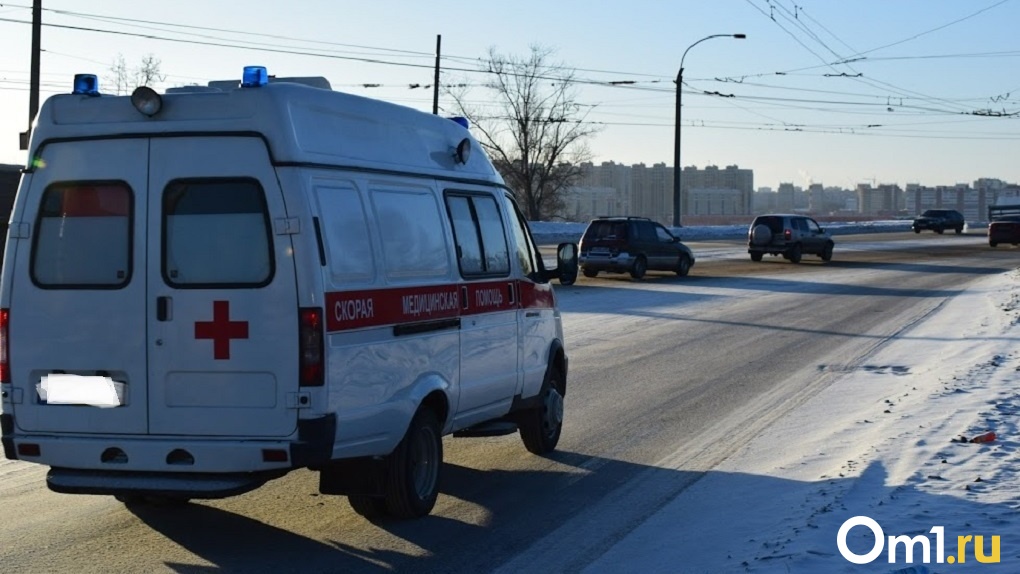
446,46,600,221
135,54,166,87
105,53,165,95
106,54,131,95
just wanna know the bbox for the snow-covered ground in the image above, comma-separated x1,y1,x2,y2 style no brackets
576,265,1020,573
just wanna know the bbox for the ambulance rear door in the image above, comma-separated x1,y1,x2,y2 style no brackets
146,136,300,437
7,138,150,434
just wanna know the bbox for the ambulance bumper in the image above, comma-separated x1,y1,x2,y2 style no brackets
10,435,297,473
47,467,285,499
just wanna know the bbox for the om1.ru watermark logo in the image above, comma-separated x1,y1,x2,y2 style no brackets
837,516,1000,566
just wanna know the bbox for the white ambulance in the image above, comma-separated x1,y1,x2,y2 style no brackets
0,66,578,519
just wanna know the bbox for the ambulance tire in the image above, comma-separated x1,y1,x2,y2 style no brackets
347,494,388,521
519,367,564,455
383,407,443,519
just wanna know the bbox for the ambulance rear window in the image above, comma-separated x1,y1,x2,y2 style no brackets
31,182,132,288
163,178,273,288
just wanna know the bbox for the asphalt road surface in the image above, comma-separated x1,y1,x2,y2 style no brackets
1,231,1013,573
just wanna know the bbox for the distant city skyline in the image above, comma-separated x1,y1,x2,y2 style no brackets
578,159,1019,191
3,1,1020,188
566,160,1017,224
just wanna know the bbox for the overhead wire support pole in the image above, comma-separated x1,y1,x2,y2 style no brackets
433,35,441,115
21,0,42,151
673,33,745,227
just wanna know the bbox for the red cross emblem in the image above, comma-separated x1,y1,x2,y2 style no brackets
194,300,249,360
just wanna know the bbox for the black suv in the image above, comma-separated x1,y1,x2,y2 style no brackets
578,217,695,279
912,209,964,234
747,214,834,263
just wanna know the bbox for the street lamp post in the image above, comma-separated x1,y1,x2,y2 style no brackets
673,33,745,228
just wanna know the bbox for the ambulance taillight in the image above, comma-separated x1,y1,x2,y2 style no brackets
0,309,8,384
299,308,324,386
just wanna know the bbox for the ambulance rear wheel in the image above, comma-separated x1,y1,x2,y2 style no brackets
519,367,564,455
383,407,442,519
347,494,387,521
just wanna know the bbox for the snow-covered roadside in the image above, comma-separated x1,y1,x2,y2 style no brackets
584,269,1020,573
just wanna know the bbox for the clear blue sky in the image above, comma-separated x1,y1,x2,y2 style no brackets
2,0,1019,190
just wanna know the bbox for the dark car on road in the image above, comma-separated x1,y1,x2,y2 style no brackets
747,214,834,264
578,216,695,279
912,209,965,234
987,205,1020,247
988,217,1020,247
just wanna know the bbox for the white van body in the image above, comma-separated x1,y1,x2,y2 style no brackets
0,69,576,518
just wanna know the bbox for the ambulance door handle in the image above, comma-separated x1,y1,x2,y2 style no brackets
156,296,172,322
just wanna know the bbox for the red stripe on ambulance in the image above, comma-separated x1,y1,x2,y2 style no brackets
325,279,551,333
326,284,459,332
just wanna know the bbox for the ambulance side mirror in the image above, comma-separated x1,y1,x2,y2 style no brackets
554,242,578,286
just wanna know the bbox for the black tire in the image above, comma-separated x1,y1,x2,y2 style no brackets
630,256,647,279
955,226,963,235
820,242,834,262
913,228,920,234
582,268,599,278
383,408,443,519
750,252,763,262
348,495,388,520
990,241,998,248
935,227,944,234
787,243,802,264
676,256,691,277
519,368,564,455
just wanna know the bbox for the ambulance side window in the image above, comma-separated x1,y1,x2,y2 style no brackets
32,182,132,288
315,184,375,284
163,178,274,287
502,194,538,277
371,188,450,281
445,193,510,278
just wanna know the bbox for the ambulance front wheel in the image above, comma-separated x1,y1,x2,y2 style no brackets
383,407,443,519
519,367,564,455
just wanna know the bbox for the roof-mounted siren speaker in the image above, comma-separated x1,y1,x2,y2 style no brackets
454,138,472,165
131,86,163,117
449,117,472,164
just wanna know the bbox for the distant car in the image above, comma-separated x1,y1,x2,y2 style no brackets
747,214,834,263
988,215,1020,247
912,209,964,234
578,216,695,279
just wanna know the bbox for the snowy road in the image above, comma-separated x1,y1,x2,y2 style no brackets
0,231,1013,573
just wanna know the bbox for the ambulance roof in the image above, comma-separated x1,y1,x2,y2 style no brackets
29,72,502,183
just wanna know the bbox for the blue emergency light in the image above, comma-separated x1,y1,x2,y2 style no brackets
72,74,100,96
450,116,470,129
242,66,269,88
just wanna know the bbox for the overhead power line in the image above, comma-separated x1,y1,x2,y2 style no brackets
2,2,1017,141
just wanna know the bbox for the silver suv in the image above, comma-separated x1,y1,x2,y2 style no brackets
747,214,834,263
